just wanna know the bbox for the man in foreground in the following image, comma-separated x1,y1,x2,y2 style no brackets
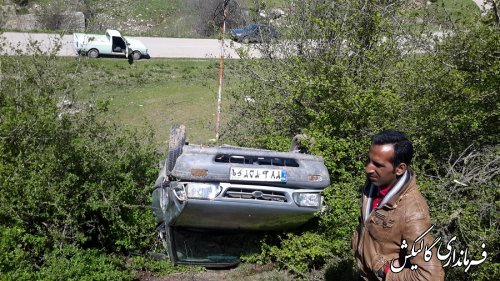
352,130,444,281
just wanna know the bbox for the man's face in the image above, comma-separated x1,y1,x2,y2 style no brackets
365,144,400,187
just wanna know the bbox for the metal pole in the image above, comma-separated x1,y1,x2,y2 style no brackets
215,0,229,140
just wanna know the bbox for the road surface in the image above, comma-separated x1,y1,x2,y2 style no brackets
0,32,260,59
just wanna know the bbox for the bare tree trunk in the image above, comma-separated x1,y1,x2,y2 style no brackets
491,0,500,25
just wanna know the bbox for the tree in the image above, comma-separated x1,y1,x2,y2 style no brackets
185,0,247,37
222,0,499,279
0,33,159,278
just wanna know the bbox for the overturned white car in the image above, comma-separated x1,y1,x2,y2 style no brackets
152,125,330,267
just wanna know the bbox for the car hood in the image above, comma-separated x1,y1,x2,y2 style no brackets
230,28,245,36
123,37,147,50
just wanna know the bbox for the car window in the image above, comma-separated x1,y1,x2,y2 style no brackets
244,24,258,31
171,228,263,266
214,154,299,167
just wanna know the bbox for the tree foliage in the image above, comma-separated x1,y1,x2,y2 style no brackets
223,0,499,279
186,0,248,37
0,38,159,277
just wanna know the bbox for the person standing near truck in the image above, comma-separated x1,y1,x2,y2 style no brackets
352,130,444,281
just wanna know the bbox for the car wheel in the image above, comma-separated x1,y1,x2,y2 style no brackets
166,124,186,174
242,37,250,44
87,48,99,58
132,51,141,60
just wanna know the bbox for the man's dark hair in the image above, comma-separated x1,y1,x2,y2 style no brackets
372,130,413,167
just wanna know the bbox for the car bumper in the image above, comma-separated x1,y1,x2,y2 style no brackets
173,199,317,230
165,182,322,231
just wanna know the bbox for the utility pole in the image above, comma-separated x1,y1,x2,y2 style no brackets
215,0,230,140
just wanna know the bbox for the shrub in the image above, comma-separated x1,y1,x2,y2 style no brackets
36,245,134,281
0,226,36,280
266,232,334,273
185,0,247,37
222,1,499,279
420,146,499,280
0,35,159,277
128,255,195,276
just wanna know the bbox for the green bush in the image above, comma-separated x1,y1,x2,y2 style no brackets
267,232,334,273
0,39,159,276
419,146,499,280
0,226,36,280
36,245,134,281
323,256,358,281
223,1,499,279
128,255,196,276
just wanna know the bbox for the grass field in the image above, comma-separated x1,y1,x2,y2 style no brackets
421,0,481,26
70,57,236,147
101,76,217,147
67,0,480,146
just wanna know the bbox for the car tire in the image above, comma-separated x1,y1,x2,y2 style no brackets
242,37,250,44
132,51,141,60
87,48,99,58
166,124,186,175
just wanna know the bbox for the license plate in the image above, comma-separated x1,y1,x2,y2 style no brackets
230,167,287,183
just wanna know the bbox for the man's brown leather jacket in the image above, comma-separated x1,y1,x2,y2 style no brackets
352,171,445,281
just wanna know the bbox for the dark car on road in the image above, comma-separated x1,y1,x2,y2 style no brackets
230,23,279,43
152,125,330,267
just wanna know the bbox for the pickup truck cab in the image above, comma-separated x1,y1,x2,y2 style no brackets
73,29,149,60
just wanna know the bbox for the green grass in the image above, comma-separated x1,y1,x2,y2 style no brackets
425,0,481,26
131,0,195,38
129,0,482,37
1,53,236,147
69,57,235,147
103,77,218,146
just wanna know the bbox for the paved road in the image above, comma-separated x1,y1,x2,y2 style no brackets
0,32,259,59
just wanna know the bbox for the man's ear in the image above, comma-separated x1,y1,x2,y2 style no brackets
395,163,407,176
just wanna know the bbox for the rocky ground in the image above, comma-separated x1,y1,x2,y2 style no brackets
0,0,163,34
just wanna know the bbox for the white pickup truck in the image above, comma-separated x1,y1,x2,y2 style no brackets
73,29,149,60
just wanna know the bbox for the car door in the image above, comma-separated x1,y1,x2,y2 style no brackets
251,25,261,42
111,36,128,56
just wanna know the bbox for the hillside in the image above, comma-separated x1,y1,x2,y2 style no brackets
1,0,482,37
0,0,273,37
